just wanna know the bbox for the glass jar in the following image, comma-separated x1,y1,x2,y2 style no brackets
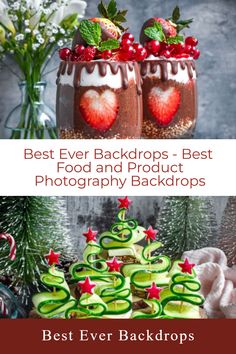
4,81,57,139
56,60,143,139
140,58,198,139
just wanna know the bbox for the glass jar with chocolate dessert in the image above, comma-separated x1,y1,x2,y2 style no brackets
140,9,200,139
56,3,147,139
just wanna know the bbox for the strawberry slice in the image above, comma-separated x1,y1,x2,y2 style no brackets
148,86,181,126
79,89,119,132
154,18,177,37
90,18,121,40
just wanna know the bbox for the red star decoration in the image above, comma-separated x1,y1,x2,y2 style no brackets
118,196,132,209
45,249,60,266
144,226,158,241
146,282,163,300
106,257,124,272
178,258,195,274
78,277,96,295
83,228,97,243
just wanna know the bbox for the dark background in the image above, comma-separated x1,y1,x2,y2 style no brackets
0,0,236,138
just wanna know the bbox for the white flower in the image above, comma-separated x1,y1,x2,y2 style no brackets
32,43,40,50
50,0,87,26
38,37,45,44
25,28,31,33
0,0,16,33
57,39,63,46
24,20,30,26
60,28,65,34
46,30,53,36
15,34,24,41
33,29,40,35
12,2,20,11
52,27,58,34
39,22,45,27
49,36,56,43
25,0,42,11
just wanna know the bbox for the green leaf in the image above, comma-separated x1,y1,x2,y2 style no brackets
107,0,117,17
99,38,120,51
98,1,108,18
172,6,180,22
114,13,127,23
166,35,184,44
144,24,165,42
79,20,102,47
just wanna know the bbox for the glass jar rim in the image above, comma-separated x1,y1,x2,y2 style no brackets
18,80,47,87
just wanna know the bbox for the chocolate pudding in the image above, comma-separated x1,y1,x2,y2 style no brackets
56,60,143,139
141,58,197,139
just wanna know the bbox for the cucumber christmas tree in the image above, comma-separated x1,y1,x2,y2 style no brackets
161,258,204,319
32,250,76,318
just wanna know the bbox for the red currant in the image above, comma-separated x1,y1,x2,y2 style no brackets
101,50,113,60
70,53,79,62
121,38,133,50
193,48,200,60
133,43,143,52
146,40,160,55
184,44,192,54
120,47,134,61
135,47,147,61
185,36,198,47
175,43,185,54
74,44,85,56
84,46,96,61
162,50,171,58
122,32,135,43
59,48,71,61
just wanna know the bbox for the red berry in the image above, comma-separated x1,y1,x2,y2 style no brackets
184,44,192,54
70,53,79,62
74,44,85,56
122,33,135,42
162,50,171,58
175,43,185,54
185,36,198,47
133,43,143,52
121,38,133,50
119,47,134,61
84,46,96,61
59,48,71,60
101,50,113,60
135,47,147,61
160,42,170,52
193,49,200,60
146,40,160,55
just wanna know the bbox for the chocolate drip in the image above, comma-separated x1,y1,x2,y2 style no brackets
140,59,197,81
57,61,142,95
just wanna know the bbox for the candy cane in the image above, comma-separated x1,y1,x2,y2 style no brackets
0,296,8,317
0,233,16,261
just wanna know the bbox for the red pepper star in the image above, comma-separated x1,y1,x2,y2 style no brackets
118,196,132,209
178,258,195,275
106,257,124,272
144,226,158,241
83,227,97,243
78,277,96,295
44,249,60,266
146,282,163,300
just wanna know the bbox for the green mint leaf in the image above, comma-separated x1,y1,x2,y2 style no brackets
114,13,127,23
166,35,184,44
172,6,180,22
107,0,117,17
144,25,165,42
79,20,102,47
176,19,193,33
99,39,120,51
98,1,108,18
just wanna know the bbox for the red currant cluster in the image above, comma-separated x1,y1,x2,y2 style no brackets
59,32,148,62
144,36,200,60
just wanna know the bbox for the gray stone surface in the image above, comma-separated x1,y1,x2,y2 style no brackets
65,196,227,257
0,0,236,138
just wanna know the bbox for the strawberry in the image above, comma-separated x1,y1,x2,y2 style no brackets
154,18,177,37
79,89,119,131
148,86,180,126
90,18,121,40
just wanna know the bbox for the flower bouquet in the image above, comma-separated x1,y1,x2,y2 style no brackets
0,0,87,139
